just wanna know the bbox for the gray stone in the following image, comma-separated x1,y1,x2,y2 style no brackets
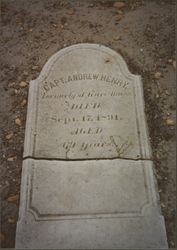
16,44,167,249
16,159,167,249
24,44,151,159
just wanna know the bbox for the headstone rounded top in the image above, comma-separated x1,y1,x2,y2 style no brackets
35,43,135,83
25,43,151,160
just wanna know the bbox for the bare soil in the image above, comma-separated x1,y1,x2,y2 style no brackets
0,0,176,248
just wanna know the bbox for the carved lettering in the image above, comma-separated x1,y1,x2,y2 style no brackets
71,127,103,135
49,114,122,125
62,141,76,150
41,73,130,93
70,103,101,110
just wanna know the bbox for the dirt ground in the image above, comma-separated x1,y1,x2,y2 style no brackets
0,0,176,248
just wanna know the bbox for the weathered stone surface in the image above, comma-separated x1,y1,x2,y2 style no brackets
24,44,151,159
16,45,167,249
16,159,167,249
17,159,158,218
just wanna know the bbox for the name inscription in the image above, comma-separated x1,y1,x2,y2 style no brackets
42,73,129,93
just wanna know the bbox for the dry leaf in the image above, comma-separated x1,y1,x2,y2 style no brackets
113,2,126,9
7,194,19,202
166,118,175,126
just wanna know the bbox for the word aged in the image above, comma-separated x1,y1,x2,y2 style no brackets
71,127,103,135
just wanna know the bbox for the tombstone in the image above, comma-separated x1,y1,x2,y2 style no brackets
15,44,168,249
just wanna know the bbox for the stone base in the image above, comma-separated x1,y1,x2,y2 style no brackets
15,159,168,249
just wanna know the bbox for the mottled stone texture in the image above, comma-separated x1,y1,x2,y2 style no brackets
16,44,167,249
23,44,151,160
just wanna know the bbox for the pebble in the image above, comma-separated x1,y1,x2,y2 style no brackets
21,99,27,107
156,153,160,160
8,82,15,88
117,10,123,14
32,65,38,70
88,3,94,7
8,218,16,223
19,81,27,87
168,59,173,64
14,89,18,94
7,156,17,162
23,71,28,76
116,14,123,21
67,9,75,15
156,173,162,180
5,132,14,140
113,2,126,9
15,118,22,126
161,202,165,208
154,72,162,79
170,241,175,247
113,36,121,41
164,90,170,96
7,157,14,162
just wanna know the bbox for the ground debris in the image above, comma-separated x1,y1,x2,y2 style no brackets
172,60,176,69
113,36,121,41
20,99,27,107
7,194,19,203
7,218,16,224
154,72,162,79
7,156,17,162
165,118,175,126
5,132,14,140
113,2,126,9
0,232,5,242
15,118,22,126
19,81,27,88
32,65,39,70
